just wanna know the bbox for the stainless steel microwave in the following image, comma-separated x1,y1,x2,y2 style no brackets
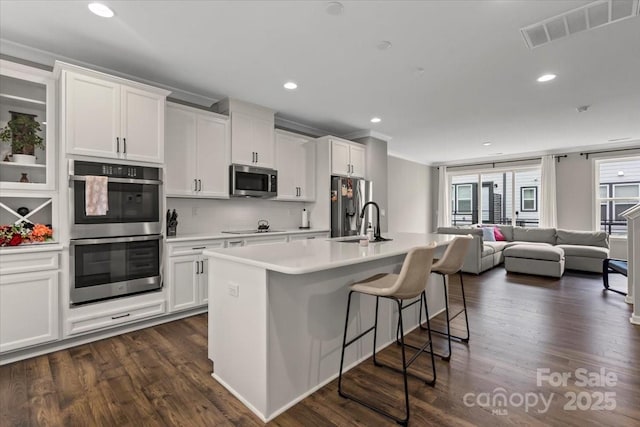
229,164,277,198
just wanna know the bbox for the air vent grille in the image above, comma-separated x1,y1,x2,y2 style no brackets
521,0,639,48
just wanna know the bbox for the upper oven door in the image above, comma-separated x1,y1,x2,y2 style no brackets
69,161,162,239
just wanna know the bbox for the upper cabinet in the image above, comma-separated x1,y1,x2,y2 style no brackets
330,137,366,178
55,61,169,164
217,98,275,169
165,103,229,198
0,60,56,191
275,129,315,202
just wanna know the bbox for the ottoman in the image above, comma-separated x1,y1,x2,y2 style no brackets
504,244,565,278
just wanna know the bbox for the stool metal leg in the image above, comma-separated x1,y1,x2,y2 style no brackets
339,294,435,426
420,271,470,361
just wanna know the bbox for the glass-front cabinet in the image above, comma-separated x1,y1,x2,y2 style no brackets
0,60,56,190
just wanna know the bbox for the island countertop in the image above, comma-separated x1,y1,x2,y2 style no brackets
203,232,456,274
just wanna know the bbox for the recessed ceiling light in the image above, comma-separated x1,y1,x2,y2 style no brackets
377,41,392,51
283,81,298,90
618,171,625,176
326,2,344,16
88,3,114,18
536,73,556,82
370,117,381,123
482,142,492,146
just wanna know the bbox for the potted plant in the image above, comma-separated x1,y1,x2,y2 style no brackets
0,112,45,164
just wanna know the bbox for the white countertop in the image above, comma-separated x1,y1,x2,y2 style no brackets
0,242,64,255
203,232,456,274
166,228,329,243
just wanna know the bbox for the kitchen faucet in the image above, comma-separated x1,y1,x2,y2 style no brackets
360,201,382,240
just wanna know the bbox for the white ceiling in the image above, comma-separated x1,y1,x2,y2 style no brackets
1,0,639,164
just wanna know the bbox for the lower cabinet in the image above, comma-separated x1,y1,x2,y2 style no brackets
0,270,59,353
168,255,209,312
0,249,61,354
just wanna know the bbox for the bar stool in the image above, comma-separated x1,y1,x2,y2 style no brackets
338,243,438,426
419,235,473,361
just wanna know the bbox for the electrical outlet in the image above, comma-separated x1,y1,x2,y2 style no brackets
192,206,198,216
228,283,239,297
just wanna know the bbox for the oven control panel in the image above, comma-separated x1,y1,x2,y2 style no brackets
73,160,160,180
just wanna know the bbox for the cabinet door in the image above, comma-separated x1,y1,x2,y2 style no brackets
230,112,256,166
65,71,120,159
165,105,198,195
275,132,301,200
168,255,199,312
199,257,209,305
196,114,229,198
121,86,165,163
331,140,351,176
252,116,274,168
0,271,59,353
299,141,316,201
349,144,366,178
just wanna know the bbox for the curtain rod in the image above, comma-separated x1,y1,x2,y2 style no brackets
579,147,640,159
437,154,567,170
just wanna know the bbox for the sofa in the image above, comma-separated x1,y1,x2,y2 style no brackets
436,225,609,276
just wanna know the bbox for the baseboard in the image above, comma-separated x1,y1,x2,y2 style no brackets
625,295,634,305
630,314,640,326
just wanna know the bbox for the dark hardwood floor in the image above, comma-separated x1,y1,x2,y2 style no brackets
2,269,638,426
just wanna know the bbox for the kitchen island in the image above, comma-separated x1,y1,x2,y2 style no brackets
203,232,456,422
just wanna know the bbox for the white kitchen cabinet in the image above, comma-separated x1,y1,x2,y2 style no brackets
57,62,169,164
166,240,223,312
331,138,366,178
165,103,229,198
275,130,315,201
0,249,60,353
217,98,275,169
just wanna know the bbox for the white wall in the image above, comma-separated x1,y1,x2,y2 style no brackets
387,156,430,233
166,198,309,235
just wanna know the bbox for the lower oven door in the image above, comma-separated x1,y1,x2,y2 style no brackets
70,235,163,305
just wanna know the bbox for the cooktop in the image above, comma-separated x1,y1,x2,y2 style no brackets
221,229,285,234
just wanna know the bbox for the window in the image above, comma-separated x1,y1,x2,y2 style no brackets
520,187,538,211
448,166,540,227
596,157,640,236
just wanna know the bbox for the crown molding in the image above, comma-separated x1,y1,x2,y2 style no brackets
342,129,393,142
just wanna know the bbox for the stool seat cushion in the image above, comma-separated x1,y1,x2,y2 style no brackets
504,244,565,261
351,273,400,297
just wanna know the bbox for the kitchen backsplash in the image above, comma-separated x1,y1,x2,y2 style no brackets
166,198,312,234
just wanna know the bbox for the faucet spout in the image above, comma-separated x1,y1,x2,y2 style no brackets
360,201,381,239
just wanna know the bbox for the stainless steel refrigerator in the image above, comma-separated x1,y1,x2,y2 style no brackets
331,176,372,237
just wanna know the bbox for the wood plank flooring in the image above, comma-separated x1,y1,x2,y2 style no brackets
1,269,638,426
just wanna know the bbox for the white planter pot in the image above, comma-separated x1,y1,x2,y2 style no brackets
11,154,36,164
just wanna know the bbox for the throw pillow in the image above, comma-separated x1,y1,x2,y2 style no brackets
482,227,496,242
494,227,506,241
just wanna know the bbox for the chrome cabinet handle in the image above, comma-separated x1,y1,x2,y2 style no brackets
116,137,120,153
194,179,198,191
123,137,127,154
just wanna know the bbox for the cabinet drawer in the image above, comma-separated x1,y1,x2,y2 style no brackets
243,236,288,246
66,299,165,336
288,232,329,241
0,251,59,275
168,240,225,256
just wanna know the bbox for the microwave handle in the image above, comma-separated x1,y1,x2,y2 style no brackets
69,176,162,185
70,235,163,246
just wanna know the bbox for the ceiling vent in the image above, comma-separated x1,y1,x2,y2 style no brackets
521,0,639,48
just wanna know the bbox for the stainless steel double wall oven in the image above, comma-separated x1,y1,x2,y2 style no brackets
69,160,163,305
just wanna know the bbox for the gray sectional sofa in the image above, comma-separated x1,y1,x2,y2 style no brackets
436,225,609,277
